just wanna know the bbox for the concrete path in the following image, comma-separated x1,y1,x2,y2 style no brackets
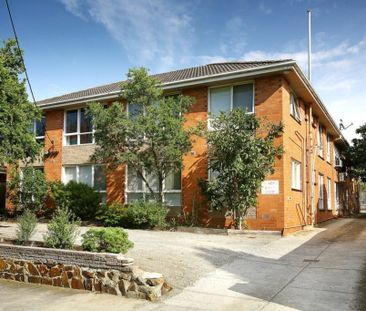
0,218,365,310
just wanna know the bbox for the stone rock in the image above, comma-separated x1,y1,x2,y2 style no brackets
146,277,164,286
84,278,93,291
64,265,73,271
28,276,41,284
93,280,102,292
0,259,6,272
10,264,17,273
66,271,73,279
138,285,153,295
61,271,69,288
27,263,40,276
49,266,61,277
119,279,130,295
15,274,24,282
161,282,173,295
82,270,94,278
128,281,138,292
71,277,84,290
39,265,49,276
120,272,131,281
42,277,53,285
134,276,146,286
73,266,81,278
126,291,147,299
53,277,62,287
97,270,106,278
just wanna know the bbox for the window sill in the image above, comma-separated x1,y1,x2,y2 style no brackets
290,114,302,125
64,143,95,147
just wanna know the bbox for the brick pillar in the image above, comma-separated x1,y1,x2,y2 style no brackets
44,109,63,181
182,87,209,224
106,165,125,204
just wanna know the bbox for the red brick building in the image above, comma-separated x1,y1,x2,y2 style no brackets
4,60,359,234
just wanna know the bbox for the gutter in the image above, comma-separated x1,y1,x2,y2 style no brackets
38,61,296,109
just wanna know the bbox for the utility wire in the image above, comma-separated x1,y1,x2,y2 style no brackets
4,0,53,146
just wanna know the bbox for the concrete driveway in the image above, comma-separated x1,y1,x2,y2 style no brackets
0,218,365,310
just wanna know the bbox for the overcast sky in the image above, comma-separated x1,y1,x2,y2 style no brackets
0,0,365,141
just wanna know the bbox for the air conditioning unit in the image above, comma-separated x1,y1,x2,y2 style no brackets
335,157,343,168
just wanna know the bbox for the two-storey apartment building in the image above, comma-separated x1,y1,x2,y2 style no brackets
3,60,358,234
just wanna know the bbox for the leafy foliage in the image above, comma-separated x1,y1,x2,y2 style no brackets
64,181,101,220
0,39,42,166
96,200,168,229
96,202,127,227
15,209,37,245
43,207,80,249
48,181,71,209
81,227,134,254
202,110,283,228
7,167,48,214
88,67,199,202
346,123,366,182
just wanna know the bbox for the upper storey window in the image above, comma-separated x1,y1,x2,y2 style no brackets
209,83,254,120
290,92,301,122
31,115,46,144
317,124,324,158
65,108,93,145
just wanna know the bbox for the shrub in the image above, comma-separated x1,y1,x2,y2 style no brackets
125,201,168,229
7,167,48,214
15,209,37,245
44,207,80,249
81,227,133,254
48,181,71,209
96,202,128,227
65,181,101,220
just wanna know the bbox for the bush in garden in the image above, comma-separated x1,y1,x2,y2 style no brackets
65,181,101,220
48,181,71,209
7,167,48,214
81,227,133,254
44,207,80,249
96,202,128,227
125,200,168,229
15,209,37,245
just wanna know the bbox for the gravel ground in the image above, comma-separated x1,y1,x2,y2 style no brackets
0,221,279,292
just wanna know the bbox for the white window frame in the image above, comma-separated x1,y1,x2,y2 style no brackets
64,108,94,146
62,164,106,197
318,174,324,210
291,159,301,190
326,133,331,163
125,166,182,207
334,146,342,167
290,92,301,122
327,178,332,211
33,116,46,143
317,124,324,158
208,82,255,129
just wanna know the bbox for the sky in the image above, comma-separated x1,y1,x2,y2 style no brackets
0,0,365,141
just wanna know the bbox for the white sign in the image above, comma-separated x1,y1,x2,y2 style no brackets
261,180,279,195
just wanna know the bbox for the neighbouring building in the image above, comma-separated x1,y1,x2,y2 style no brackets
1,60,359,234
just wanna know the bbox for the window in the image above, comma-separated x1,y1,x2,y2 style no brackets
65,108,93,145
334,146,342,167
63,165,106,201
317,125,324,157
31,116,46,144
290,92,301,121
326,134,331,163
335,182,340,211
128,103,144,119
291,160,301,190
318,174,324,210
126,167,181,207
209,83,254,120
327,178,332,210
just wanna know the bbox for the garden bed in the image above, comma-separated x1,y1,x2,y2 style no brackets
0,242,171,300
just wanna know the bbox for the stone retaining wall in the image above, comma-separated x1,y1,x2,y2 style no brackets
0,244,171,300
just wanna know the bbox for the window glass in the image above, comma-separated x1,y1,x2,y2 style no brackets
67,135,78,145
327,178,332,210
66,110,78,133
80,133,93,144
233,84,253,112
94,166,106,191
80,108,92,133
210,87,231,118
79,165,92,186
291,160,301,190
165,170,181,190
128,103,143,119
290,93,301,121
146,171,159,192
127,167,143,191
318,175,324,210
127,193,144,203
165,193,181,206
35,116,46,137
64,167,77,184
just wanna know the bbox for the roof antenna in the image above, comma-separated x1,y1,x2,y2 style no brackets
307,9,312,82
339,119,353,130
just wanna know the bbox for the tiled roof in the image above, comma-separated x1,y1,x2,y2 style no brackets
37,60,293,106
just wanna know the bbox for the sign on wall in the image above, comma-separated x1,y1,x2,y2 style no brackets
261,180,279,195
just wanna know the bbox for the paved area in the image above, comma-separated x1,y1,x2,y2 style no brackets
0,218,365,310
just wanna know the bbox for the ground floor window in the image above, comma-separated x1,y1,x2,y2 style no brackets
318,174,324,210
126,167,181,207
63,165,106,202
327,178,332,210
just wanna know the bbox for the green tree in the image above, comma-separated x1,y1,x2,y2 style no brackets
202,110,283,229
88,67,198,202
0,39,42,166
7,167,48,214
346,123,366,182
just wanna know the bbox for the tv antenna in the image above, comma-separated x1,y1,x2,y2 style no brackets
339,119,353,130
